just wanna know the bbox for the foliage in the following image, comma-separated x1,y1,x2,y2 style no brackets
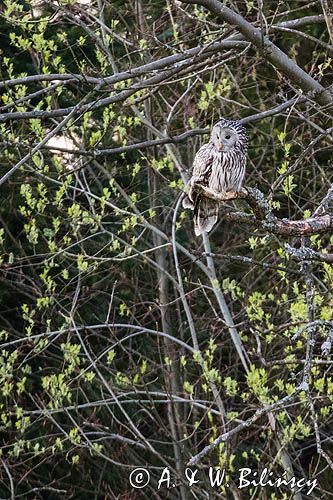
0,0,332,498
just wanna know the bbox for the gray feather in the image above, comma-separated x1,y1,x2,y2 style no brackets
194,197,219,236
182,196,194,210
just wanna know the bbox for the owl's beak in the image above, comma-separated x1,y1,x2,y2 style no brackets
218,144,224,151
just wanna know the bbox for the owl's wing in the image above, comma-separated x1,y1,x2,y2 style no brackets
182,143,213,211
191,143,213,181
187,144,213,206
191,144,218,235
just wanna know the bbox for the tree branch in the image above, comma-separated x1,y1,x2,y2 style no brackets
191,185,333,236
285,243,333,263
188,382,307,465
0,96,310,158
0,40,247,92
180,0,333,107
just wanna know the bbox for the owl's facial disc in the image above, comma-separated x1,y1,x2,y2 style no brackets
212,126,237,152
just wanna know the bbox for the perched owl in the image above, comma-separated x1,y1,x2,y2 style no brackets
183,119,248,236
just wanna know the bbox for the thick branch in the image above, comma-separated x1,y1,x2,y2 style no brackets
0,40,246,92
181,0,333,107
0,15,324,92
191,185,333,236
0,40,247,124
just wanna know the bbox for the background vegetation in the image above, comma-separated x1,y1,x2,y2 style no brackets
0,0,332,498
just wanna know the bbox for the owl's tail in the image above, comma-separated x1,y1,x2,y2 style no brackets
194,196,218,236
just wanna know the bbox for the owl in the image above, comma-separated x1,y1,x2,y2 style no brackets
183,119,248,236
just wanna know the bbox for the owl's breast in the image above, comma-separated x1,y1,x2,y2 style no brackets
208,151,246,193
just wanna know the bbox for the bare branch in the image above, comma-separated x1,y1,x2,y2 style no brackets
188,383,306,465
180,0,333,106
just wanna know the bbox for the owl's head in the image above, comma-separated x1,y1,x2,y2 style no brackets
210,119,247,153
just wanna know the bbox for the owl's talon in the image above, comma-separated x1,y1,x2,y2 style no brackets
191,176,204,184
189,181,203,203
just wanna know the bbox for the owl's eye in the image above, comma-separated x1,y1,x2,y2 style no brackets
225,134,231,140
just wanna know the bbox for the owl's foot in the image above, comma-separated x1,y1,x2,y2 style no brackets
191,183,230,201
191,176,205,185
188,176,205,204
191,184,247,202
